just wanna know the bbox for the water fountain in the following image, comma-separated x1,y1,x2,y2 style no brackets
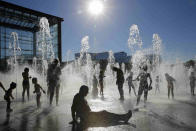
37,17,54,75
33,57,37,71
128,24,143,54
128,24,147,77
105,50,116,86
152,34,162,70
8,32,21,98
0,17,193,103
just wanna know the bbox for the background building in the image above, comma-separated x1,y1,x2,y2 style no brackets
0,1,63,70
75,51,130,63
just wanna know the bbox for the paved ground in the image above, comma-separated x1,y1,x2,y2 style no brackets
0,85,196,131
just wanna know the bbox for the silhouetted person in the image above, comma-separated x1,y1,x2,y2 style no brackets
165,73,176,99
70,85,132,126
112,67,125,100
189,72,195,96
0,82,16,112
155,76,160,94
0,82,4,90
92,75,98,98
22,67,31,101
126,71,136,96
99,70,105,96
135,66,152,106
47,59,61,106
32,78,46,108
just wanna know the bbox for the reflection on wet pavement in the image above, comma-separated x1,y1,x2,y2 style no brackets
0,87,196,131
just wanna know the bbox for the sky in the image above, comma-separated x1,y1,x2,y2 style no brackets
3,0,196,62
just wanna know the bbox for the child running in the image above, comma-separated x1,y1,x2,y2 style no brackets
32,77,46,108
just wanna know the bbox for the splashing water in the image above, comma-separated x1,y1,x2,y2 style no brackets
39,17,51,38
108,50,115,64
131,50,148,75
78,36,90,66
37,17,55,75
152,34,162,66
66,50,72,64
128,24,143,53
8,32,21,67
33,57,37,71
7,32,21,98
81,36,90,53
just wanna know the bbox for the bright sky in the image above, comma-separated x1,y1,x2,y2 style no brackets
4,0,196,62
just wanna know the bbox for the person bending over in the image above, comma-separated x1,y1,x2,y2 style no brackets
165,73,176,99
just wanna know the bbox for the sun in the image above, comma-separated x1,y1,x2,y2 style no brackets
88,0,104,16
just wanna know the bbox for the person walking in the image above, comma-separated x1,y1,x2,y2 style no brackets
112,67,125,100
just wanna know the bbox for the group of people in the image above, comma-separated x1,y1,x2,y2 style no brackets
92,65,196,106
70,85,132,128
0,59,61,113
70,65,195,128
92,65,153,106
0,60,195,128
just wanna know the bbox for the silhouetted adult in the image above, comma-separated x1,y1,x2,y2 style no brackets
112,67,125,100
47,59,61,106
135,66,152,106
99,70,105,96
189,72,195,96
92,75,98,97
70,85,132,126
22,67,31,101
165,73,176,99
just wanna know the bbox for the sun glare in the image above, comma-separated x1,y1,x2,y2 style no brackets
88,0,104,16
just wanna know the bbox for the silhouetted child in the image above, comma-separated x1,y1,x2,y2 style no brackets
22,67,31,101
32,78,45,108
0,82,17,112
126,71,136,95
155,76,160,94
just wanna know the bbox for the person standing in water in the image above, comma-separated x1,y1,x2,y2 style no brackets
189,72,195,96
135,66,152,106
112,67,125,100
126,71,136,96
92,75,98,97
22,67,31,101
165,73,176,99
99,70,105,96
32,77,46,108
155,76,161,94
47,59,62,106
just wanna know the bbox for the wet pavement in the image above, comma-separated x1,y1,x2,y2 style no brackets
0,86,196,131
